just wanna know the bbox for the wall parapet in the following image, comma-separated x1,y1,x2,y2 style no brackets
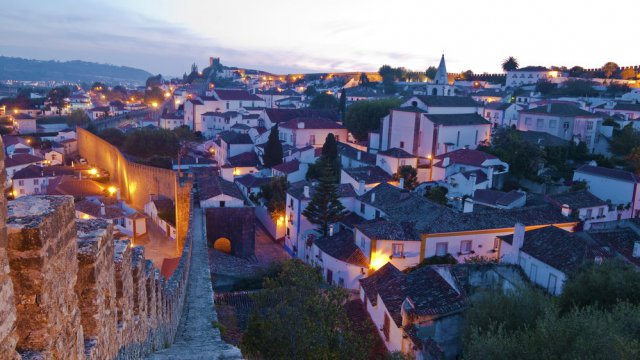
0,188,195,359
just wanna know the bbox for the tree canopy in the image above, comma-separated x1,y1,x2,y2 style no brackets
264,124,284,168
122,128,180,158
502,56,519,72
610,124,640,156
302,161,347,238
240,260,372,360
392,165,418,190
602,62,619,78
260,176,287,221
310,93,339,109
344,98,401,141
425,66,437,80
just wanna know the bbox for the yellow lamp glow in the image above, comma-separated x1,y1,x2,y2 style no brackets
369,250,389,271
151,102,158,108
88,168,98,176
108,186,117,196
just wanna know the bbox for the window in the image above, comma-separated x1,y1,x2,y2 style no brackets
586,209,593,219
19,189,25,195
585,135,592,144
456,131,460,147
383,313,390,341
286,228,290,236
290,198,294,208
529,263,538,281
338,277,345,287
392,243,404,257
18,180,24,186
360,203,365,213
219,201,226,207
360,235,365,248
375,210,380,219
317,250,323,260
309,135,316,145
536,118,544,128
525,117,532,125
460,240,472,254
547,274,557,294
549,119,557,129
225,102,229,109
493,237,500,250
474,130,478,144
598,207,604,217
33,179,39,185
586,121,594,130
399,141,404,149
436,242,448,256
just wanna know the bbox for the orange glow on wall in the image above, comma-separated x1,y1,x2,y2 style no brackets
369,250,388,271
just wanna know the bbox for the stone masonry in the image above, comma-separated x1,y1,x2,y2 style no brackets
6,196,84,359
0,138,20,360
76,219,118,360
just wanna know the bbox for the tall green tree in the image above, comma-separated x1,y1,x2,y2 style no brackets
264,124,283,168
303,161,347,238
321,133,338,161
260,176,287,220
66,109,90,126
501,56,519,72
358,72,370,87
602,62,619,78
610,124,640,156
241,260,372,360
339,88,346,120
425,66,437,80
392,165,418,190
310,93,339,109
344,98,401,141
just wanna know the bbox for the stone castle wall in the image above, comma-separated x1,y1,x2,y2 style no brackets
0,191,195,360
76,127,177,210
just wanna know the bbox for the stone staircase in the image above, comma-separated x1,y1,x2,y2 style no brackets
147,208,242,360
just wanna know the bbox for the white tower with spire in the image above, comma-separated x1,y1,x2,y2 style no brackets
426,54,454,96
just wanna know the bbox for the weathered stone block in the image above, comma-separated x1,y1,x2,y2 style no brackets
6,196,84,360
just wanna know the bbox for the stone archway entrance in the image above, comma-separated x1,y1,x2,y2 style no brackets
213,237,232,254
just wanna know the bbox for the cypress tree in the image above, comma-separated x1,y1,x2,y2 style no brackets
302,161,347,238
339,88,346,120
264,124,283,168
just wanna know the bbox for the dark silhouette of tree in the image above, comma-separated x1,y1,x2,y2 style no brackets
321,133,338,161
302,161,347,238
535,79,556,95
304,85,318,97
569,66,586,78
99,128,126,147
602,62,619,78
339,88,346,120
358,72,370,86
425,66,437,80
240,260,372,360
426,186,449,206
344,98,401,141
502,56,519,72
310,93,338,109
260,176,287,220
264,124,284,168
392,165,418,190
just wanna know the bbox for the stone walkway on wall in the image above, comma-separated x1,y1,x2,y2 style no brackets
147,208,243,360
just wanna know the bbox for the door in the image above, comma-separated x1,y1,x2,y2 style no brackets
547,274,558,294
529,263,538,282
326,269,333,285
383,313,390,341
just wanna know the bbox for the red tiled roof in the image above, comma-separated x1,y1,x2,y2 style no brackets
214,89,263,101
272,159,300,174
161,257,181,279
434,149,497,167
5,153,43,168
279,117,345,130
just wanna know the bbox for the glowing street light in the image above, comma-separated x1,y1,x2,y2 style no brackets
88,168,98,176
427,154,433,181
107,186,117,196
151,102,158,108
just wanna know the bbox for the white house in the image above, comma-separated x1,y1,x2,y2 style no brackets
198,173,246,208
278,117,348,148
429,148,509,190
573,164,640,219
144,196,177,240
375,148,418,176
310,227,368,289
517,103,604,153
499,224,604,295
12,113,37,134
483,102,518,128
546,190,610,229
159,112,184,130
506,66,561,87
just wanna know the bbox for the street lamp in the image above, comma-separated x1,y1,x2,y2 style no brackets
427,154,433,181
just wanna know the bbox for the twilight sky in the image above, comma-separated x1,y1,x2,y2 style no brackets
1,0,638,77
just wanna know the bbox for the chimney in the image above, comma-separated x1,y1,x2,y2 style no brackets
100,202,106,216
399,178,405,189
561,204,571,217
463,198,474,213
357,151,362,161
371,192,376,204
442,157,450,167
633,242,640,258
358,180,365,194
513,223,525,250
329,224,334,237
297,121,305,129
303,185,310,198
469,172,477,185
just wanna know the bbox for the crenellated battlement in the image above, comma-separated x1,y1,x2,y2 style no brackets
0,190,195,360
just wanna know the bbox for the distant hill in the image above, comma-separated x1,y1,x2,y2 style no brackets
0,56,153,84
